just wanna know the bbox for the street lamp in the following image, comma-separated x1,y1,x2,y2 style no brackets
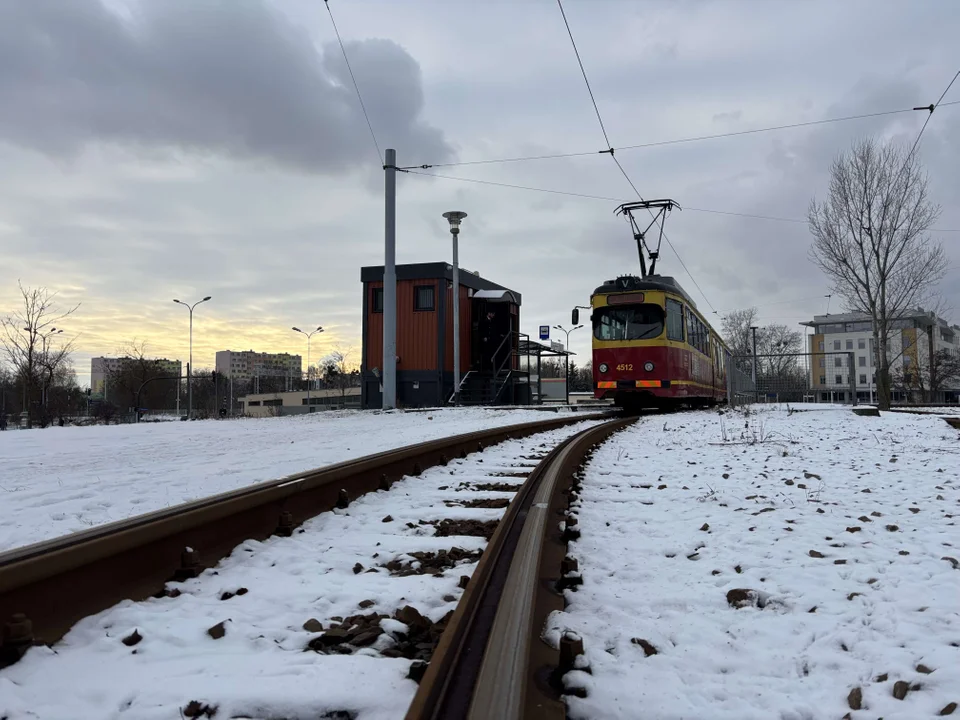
173,296,212,419
26,327,63,411
442,211,467,406
750,325,759,402
554,324,583,405
292,326,323,412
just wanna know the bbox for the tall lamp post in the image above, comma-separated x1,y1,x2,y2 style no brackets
292,325,323,412
173,296,211,419
442,211,467,406
750,325,759,402
553,324,583,405
26,326,63,411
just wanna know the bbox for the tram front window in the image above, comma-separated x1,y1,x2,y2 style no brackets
594,305,664,341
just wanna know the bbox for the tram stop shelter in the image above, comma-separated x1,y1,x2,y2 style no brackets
515,338,577,404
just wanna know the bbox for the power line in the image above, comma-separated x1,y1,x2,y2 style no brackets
323,0,383,166
404,168,960,232
555,0,613,150
554,0,716,312
403,169,620,202
400,101,960,171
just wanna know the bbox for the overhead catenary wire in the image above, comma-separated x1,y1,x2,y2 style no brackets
323,0,383,166
555,0,716,312
404,168,960,232
399,100,960,171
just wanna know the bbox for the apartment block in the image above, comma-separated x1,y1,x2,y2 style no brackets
802,309,960,403
90,356,182,395
215,350,302,382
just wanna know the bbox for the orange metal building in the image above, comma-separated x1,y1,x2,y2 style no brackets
360,262,522,408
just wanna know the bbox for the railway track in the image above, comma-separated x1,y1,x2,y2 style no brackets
0,411,613,669
0,413,634,719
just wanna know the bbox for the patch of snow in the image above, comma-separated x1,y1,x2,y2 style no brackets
550,405,960,720
0,407,600,552
0,420,604,720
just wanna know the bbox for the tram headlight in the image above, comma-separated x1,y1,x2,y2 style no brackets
598,363,609,373
644,361,655,372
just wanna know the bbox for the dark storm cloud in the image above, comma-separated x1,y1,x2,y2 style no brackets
0,0,451,171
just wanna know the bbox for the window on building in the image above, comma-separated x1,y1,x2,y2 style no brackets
372,287,384,313
858,355,866,367
833,340,841,350
819,375,826,385
263,399,282,407
414,285,435,311
904,356,912,366
846,339,853,350
819,357,825,367
834,356,842,367
819,323,845,334
248,401,261,407
835,375,843,385
858,338,866,349
665,299,684,341
859,374,867,385
818,340,824,352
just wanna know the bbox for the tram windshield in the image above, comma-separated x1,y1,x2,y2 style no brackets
593,304,664,341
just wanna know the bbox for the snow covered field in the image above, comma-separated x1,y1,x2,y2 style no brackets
0,419,605,720
550,406,960,719
0,407,599,552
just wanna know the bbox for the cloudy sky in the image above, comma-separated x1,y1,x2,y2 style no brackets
1,0,958,386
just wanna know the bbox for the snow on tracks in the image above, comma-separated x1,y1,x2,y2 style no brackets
0,420,604,720
549,406,960,720
0,407,594,552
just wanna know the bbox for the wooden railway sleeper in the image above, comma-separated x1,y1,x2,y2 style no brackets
0,613,35,669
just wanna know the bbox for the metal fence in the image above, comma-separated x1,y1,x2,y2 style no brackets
728,352,860,406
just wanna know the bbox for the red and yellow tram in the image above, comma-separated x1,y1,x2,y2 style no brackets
577,275,729,411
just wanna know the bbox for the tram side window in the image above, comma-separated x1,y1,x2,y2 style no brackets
665,299,685,341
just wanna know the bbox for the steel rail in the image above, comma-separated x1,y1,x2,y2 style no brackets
0,411,614,666
406,416,635,720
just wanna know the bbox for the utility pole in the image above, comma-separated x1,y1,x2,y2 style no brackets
173,296,211,419
554,324,583,405
750,325,759,402
443,211,468,406
383,148,397,410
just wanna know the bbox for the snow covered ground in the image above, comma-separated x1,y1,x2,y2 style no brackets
0,419,605,720
0,407,600,552
550,405,960,720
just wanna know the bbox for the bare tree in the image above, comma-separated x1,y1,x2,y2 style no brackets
720,307,759,372
1,282,79,427
105,339,180,414
756,323,803,377
808,138,944,409
321,345,359,403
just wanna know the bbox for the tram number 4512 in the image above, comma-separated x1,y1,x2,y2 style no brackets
616,363,633,371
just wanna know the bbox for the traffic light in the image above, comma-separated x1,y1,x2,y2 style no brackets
211,371,218,383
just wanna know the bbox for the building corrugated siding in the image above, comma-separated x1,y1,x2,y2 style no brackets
399,279,439,371
365,279,440,372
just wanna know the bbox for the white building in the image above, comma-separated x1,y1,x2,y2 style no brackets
239,388,360,416
215,350,302,389
90,356,181,396
802,309,960,404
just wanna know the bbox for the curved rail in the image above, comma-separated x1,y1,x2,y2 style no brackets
406,416,636,720
0,411,614,666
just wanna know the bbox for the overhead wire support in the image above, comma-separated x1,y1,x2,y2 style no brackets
906,69,959,160
323,0,383,167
